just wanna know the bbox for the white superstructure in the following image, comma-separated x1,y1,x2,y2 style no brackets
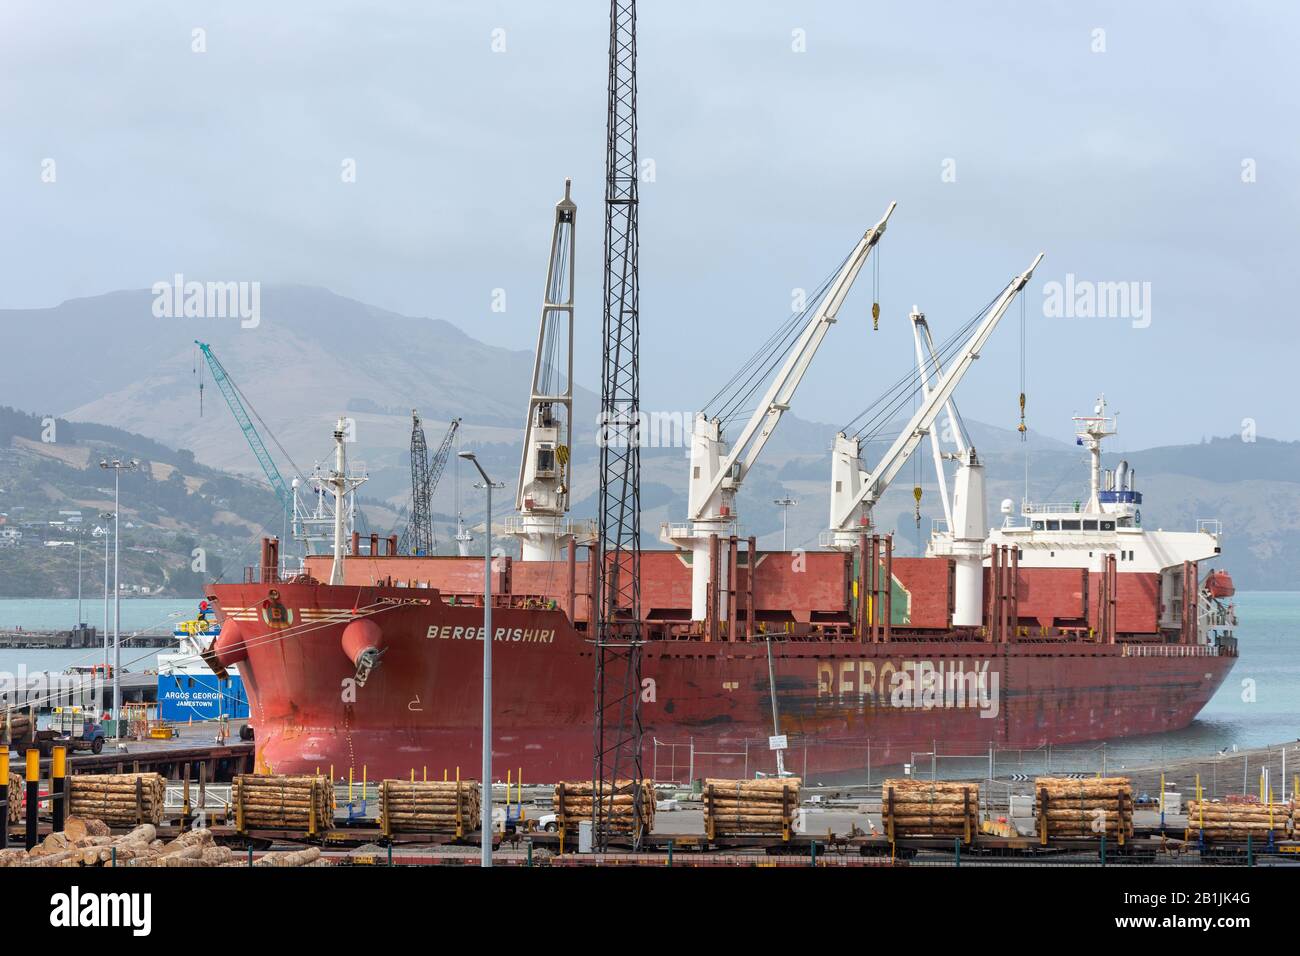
927,396,1230,639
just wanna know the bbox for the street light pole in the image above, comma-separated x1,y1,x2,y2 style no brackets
75,528,83,628
773,497,798,551
100,512,112,680
100,459,138,738
458,451,504,868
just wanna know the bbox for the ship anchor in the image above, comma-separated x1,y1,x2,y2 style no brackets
353,646,386,687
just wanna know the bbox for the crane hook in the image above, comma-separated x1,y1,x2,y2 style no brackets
872,302,880,331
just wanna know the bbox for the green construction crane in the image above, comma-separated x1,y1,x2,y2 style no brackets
194,340,293,517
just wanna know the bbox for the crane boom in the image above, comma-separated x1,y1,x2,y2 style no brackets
912,308,970,529
689,201,896,522
425,419,460,520
194,340,292,516
665,202,896,625
400,416,461,555
508,179,578,562
828,253,1044,538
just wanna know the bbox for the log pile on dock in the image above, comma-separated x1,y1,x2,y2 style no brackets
1186,800,1294,841
1035,777,1134,841
554,780,655,837
380,779,480,834
233,774,334,832
883,779,979,842
1,709,33,745
704,778,800,839
6,771,20,823
68,773,165,826
0,819,328,867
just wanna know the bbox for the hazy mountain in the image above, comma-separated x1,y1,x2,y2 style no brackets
2,287,1295,590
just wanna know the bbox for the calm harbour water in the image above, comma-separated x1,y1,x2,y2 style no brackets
0,597,197,674
0,593,1294,768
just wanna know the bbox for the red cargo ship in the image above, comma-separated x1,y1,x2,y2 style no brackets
204,425,1239,783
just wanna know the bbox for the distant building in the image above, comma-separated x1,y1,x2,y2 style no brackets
0,528,21,548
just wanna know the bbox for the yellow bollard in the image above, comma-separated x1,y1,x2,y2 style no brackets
423,766,427,782
410,768,414,782
456,765,460,783
24,749,39,849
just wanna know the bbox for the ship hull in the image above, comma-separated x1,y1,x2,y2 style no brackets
210,581,1235,782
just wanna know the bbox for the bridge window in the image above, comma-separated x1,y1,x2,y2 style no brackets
1083,520,1098,531
1061,520,1081,530
1100,520,1115,531
1046,520,1060,531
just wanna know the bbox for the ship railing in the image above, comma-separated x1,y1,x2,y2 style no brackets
1021,499,1088,515
661,521,693,541
242,564,282,584
499,515,598,542
1196,518,1222,536
1121,643,1222,658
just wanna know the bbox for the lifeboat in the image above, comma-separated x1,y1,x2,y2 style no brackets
1204,569,1235,599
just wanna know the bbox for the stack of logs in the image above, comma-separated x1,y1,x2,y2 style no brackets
69,773,165,826
379,779,480,835
1186,800,1295,842
0,819,327,867
1,710,33,745
233,774,334,833
704,778,800,840
1035,777,1134,842
883,779,980,843
6,771,20,824
554,780,655,837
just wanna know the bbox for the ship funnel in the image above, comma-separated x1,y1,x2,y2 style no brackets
1115,460,1129,492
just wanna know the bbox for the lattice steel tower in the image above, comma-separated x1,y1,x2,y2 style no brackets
592,0,645,849
403,409,434,556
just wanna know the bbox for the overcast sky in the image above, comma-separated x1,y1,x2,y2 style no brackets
2,0,1297,449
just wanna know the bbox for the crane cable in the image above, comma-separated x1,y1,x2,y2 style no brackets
700,249,851,426
840,281,1008,441
1020,285,1030,508
871,245,881,331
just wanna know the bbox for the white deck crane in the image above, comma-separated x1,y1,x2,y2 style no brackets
911,307,986,627
662,202,897,623
507,179,579,561
824,252,1044,624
